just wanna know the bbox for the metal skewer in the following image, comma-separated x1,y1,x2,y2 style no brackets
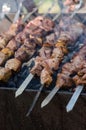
26,84,44,116
15,73,34,97
41,86,60,108
13,0,24,23
66,85,83,112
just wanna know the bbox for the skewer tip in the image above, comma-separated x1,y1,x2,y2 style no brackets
66,106,72,113
15,92,20,98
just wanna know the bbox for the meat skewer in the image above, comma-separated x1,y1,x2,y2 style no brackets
15,43,54,97
41,44,86,108
15,4,62,98
0,14,56,82
66,55,86,112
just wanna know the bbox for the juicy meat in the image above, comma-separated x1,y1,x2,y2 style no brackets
1,48,14,58
30,56,43,76
7,39,22,51
39,43,53,59
5,58,22,72
45,58,60,70
24,16,54,36
24,38,36,49
0,52,7,65
0,67,12,82
40,68,53,86
15,45,35,62
56,73,74,87
56,44,86,88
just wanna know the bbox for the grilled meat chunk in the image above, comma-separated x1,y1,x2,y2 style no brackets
5,58,21,72
15,45,35,62
0,67,12,82
39,43,53,59
1,48,14,58
7,39,22,51
40,68,53,86
0,52,8,65
24,16,54,36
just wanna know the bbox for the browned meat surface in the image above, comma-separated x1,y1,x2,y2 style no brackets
15,45,35,62
0,67,12,82
30,56,44,76
5,58,21,72
39,43,53,59
73,62,86,86
1,48,14,58
24,16,54,36
7,39,22,51
0,52,8,65
56,44,86,88
40,68,53,86
15,32,24,43
24,38,36,49
0,38,8,50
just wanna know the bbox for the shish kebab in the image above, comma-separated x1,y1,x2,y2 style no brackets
25,18,85,116
0,16,55,82
66,45,86,112
0,1,58,81
15,6,63,97
41,44,86,108
15,17,84,98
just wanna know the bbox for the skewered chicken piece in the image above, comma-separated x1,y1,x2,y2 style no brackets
41,44,86,108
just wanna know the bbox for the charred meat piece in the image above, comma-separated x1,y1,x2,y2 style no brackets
7,39,22,51
0,67,12,82
5,58,21,72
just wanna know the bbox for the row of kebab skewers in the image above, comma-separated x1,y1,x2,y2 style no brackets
0,16,55,82
0,15,86,115
15,15,86,115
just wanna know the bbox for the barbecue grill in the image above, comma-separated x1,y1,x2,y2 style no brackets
0,0,86,130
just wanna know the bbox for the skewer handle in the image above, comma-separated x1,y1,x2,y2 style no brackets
13,0,23,23
26,85,44,116
66,85,84,112
15,73,34,98
41,86,60,108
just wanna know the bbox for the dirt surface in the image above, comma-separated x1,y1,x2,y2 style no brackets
0,89,86,130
